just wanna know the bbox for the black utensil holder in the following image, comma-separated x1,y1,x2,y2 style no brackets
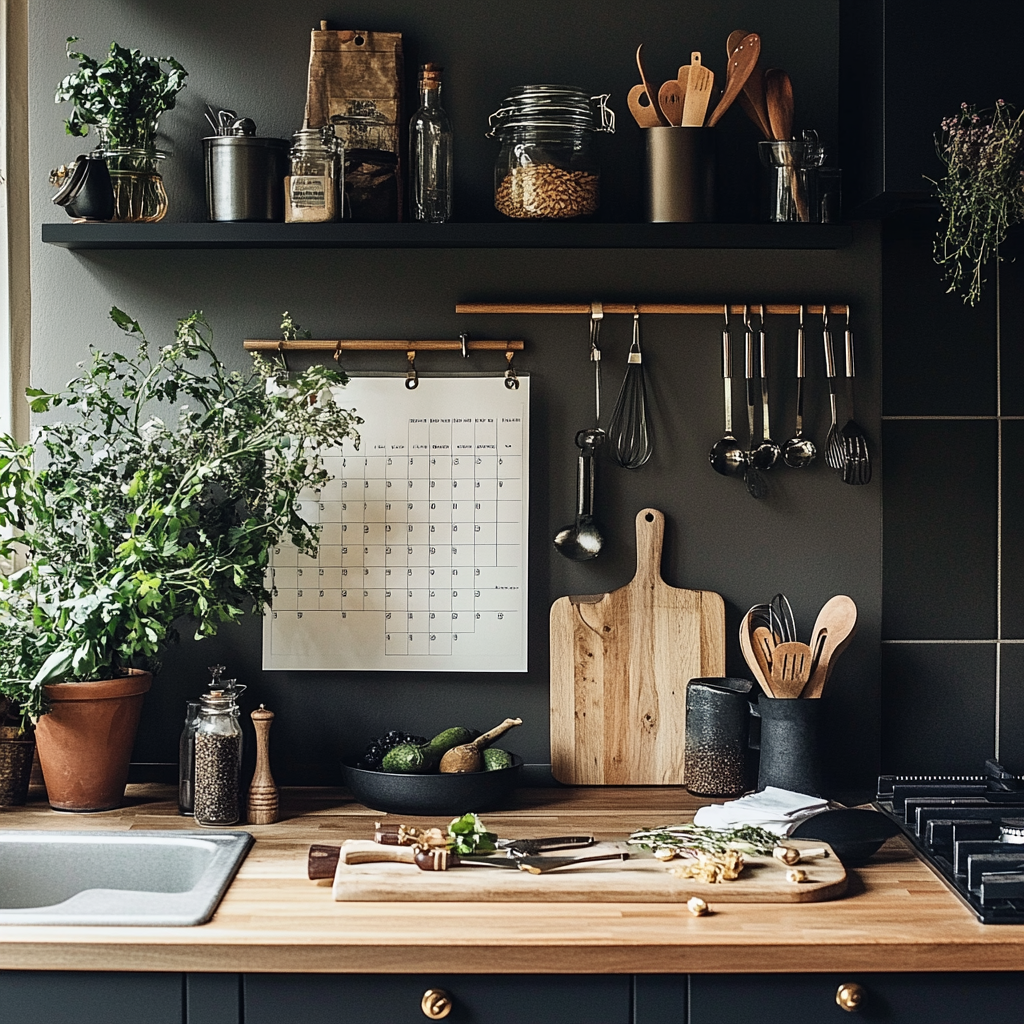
750,696,825,797
644,126,716,223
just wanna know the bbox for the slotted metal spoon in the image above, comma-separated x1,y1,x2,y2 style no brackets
840,306,871,485
822,307,844,471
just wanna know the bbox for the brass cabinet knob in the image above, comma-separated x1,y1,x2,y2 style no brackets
421,988,452,1019
836,982,866,1012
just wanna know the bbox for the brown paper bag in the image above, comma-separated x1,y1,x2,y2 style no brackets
305,26,403,222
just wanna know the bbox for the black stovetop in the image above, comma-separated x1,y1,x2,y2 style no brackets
874,760,1024,924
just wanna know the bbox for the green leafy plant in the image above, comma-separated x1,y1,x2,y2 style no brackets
447,813,497,855
55,37,188,150
931,100,1024,305
0,308,360,717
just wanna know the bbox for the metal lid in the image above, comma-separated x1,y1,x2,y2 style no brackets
487,85,615,137
202,135,289,149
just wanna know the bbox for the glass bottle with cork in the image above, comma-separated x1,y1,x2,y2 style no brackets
193,671,246,827
409,63,453,223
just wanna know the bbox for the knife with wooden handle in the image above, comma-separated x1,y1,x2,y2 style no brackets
308,840,415,879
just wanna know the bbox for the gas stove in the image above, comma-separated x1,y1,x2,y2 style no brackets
875,760,1024,923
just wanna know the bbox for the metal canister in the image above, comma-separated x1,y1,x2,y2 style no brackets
204,130,289,222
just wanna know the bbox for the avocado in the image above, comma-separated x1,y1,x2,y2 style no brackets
426,726,475,760
381,742,429,774
482,748,514,771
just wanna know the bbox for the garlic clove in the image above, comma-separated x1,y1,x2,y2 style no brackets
687,896,709,916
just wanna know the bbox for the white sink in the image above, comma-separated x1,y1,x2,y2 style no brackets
0,830,253,926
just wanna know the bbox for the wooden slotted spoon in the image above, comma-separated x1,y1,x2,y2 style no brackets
770,642,813,699
681,52,714,126
707,32,760,127
726,29,771,138
658,79,684,126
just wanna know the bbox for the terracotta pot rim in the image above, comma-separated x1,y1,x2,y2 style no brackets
43,668,153,702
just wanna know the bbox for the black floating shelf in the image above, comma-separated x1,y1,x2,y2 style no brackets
42,221,853,251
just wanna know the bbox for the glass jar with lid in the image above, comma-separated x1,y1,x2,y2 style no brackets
285,127,342,223
193,688,244,826
486,85,614,220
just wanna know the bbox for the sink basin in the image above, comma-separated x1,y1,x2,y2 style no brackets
0,830,253,926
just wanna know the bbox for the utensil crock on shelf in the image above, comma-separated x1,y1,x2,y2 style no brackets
644,126,715,222
749,694,825,797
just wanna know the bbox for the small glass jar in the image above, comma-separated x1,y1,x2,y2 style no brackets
285,127,342,223
193,689,243,826
487,86,614,220
758,131,827,223
177,700,201,816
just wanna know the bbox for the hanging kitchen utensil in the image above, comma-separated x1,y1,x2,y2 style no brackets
822,307,845,472
709,305,746,477
840,306,872,485
783,305,817,468
764,68,795,141
636,44,670,126
750,307,781,470
658,80,684,126
770,593,797,644
681,52,714,127
608,311,653,469
742,307,766,498
550,508,726,784
589,302,604,433
627,84,663,128
801,595,858,698
707,32,760,127
553,429,604,560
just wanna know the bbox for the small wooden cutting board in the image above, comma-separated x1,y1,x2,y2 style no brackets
549,509,725,785
331,840,846,903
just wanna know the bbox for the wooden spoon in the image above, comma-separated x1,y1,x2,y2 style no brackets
739,610,774,696
635,44,669,126
707,32,760,127
770,642,813,699
439,717,523,773
727,29,771,139
765,68,795,141
628,83,663,128
681,52,714,127
658,79,684,127
801,596,858,698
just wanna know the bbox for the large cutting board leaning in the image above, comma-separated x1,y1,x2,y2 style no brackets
549,508,726,784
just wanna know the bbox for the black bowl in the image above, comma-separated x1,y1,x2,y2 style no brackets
340,755,524,816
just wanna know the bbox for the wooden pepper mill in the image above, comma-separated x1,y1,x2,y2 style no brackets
248,704,279,824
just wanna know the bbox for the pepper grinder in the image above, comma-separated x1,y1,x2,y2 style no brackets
247,704,279,824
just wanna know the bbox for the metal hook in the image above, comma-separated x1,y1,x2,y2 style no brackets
504,345,519,390
405,350,419,389
276,339,290,372
459,332,469,359
743,304,751,332
822,304,829,329
846,303,851,327
333,339,343,363
723,303,729,329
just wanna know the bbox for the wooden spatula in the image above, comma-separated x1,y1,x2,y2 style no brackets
681,52,714,127
765,68,795,141
801,596,858,698
636,44,669,126
708,32,760,127
739,610,774,697
627,84,663,128
658,79,684,126
770,642,812,699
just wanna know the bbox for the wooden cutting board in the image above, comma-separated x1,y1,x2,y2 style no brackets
549,509,725,785
331,840,846,903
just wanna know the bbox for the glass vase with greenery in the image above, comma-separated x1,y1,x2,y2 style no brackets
931,100,1024,306
0,309,361,718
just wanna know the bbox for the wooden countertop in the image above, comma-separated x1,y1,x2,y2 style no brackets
1,784,1023,975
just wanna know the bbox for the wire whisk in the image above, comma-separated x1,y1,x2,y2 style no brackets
608,311,653,469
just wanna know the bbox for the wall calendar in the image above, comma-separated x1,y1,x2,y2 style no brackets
263,375,529,672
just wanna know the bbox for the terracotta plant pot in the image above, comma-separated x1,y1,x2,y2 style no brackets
35,670,152,812
0,727,35,806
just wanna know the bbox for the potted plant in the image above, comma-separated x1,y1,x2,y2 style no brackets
931,100,1024,305
55,37,189,222
0,308,360,810
0,659,35,807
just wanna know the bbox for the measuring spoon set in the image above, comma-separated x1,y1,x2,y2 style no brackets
709,304,870,498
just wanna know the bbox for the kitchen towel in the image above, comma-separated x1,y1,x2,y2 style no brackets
693,786,829,836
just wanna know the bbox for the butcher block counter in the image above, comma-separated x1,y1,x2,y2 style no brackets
0,784,1023,976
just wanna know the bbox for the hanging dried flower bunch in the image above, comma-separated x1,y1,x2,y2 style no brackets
931,101,1024,306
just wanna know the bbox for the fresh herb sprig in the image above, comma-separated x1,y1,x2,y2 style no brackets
627,824,779,857
930,100,1024,306
447,813,497,855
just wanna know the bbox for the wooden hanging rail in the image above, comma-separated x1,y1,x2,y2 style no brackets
244,339,524,352
455,303,848,316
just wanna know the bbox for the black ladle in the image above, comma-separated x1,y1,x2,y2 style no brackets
709,308,747,477
553,429,604,560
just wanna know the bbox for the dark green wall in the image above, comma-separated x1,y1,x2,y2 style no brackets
29,1,882,789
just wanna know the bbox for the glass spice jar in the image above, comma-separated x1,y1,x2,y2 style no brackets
193,688,243,826
486,85,614,220
177,700,201,816
285,127,342,223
